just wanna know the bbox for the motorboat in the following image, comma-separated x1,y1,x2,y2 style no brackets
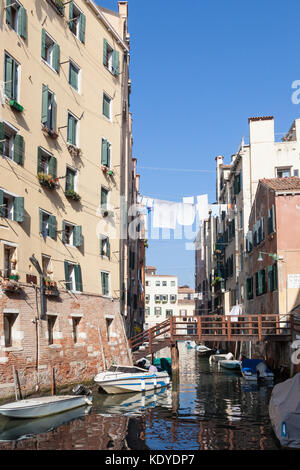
196,344,212,356
269,373,300,449
209,352,234,364
219,359,241,370
0,404,92,441
94,364,171,394
241,358,274,381
0,385,92,419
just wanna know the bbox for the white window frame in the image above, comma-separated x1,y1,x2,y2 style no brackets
42,254,52,278
67,111,79,147
101,270,110,297
64,221,75,246
7,0,22,34
1,121,19,161
67,261,77,292
69,2,83,40
42,31,57,72
276,166,292,178
100,185,110,210
66,165,78,192
1,188,19,220
4,51,20,102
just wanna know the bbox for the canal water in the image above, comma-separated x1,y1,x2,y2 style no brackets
0,343,281,450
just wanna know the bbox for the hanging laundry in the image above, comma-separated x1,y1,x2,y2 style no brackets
196,194,209,221
177,199,195,226
183,196,194,205
219,204,227,216
209,204,220,217
152,199,178,229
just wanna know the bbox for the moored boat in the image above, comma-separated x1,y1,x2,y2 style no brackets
209,352,234,364
241,358,274,381
196,344,212,356
219,359,241,370
94,364,171,394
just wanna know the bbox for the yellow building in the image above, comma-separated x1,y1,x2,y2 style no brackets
0,0,135,397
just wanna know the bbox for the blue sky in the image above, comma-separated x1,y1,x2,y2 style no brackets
96,0,300,286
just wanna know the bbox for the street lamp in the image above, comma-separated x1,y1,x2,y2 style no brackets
257,251,283,262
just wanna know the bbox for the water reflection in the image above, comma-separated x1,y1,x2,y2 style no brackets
0,342,281,450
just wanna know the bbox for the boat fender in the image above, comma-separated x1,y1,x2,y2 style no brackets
281,421,287,437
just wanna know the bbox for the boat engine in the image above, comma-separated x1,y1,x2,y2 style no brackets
72,384,92,396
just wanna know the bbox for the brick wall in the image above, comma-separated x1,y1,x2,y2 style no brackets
0,283,132,398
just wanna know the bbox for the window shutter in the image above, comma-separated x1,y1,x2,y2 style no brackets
41,29,46,60
50,93,56,131
6,0,12,26
41,85,48,124
48,156,57,179
66,169,75,191
0,190,4,217
64,261,70,290
13,197,24,222
271,205,276,232
39,209,43,233
18,7,27,39
53,43,60,73
5,55,13,98
69,63,78,90
48,215,57,239
73,225,82,247
74,264,82,291
101,139,108,166
103,39,108,66
0,122,4,155
67,114,76,145
112,50,119,76
13,134,24,165
69,1,74,30
62,220,66,244
79,13,86,43
106,238,110,259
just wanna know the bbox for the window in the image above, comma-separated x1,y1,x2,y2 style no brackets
65,167,77,191
276,167,291,178
267,205,276,234
47,315,57,345
103,39,119,76
239,210,243,229
41,29,60,73
155,294,161,303
4,312,18,347
37,147,56,178
101,186,109,210
69,60,80,91
101,138,111,167
161,294,168,303
42,255,52,278
146,280,150,287
145,307,150,316
268,264,278,292
62,221,82,247
155,307,162,316
39,209,57,239
162,281,167,287
101,271,110,296
166,310,173,317
255,269,267,296
41,85,56,131
246,277,253,300
100,235,110,258
171,281,176,287
72,317,81,344
69,2,86,43
103,93,111,120
170,294,177,303
294,169,299,177
6,1,27,38
155,281,160,287
0,190,24,222
4,53,19,101
3,245,17,279
234,171,242,194
0,122,23,165
64,261,82,292
67,112,78,146
145,294,150,303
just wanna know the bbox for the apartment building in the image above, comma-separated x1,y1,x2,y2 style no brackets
195,116,300,317
144,267,178,330
0,0,138,397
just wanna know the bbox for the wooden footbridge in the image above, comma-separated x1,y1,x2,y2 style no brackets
129,314,297,363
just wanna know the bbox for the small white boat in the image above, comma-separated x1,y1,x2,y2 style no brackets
196,345,212,356
0,394,92,419
219,359,241,370
209,352,234,364
94,364,170,394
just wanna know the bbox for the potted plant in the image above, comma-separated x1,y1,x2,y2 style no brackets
37,172,59,189
9,271,19,281
9,99,23,112
68,145,81,158
65,189,81,201
42,125,58,139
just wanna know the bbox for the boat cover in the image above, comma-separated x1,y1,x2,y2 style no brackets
241,358,263,373
269,373,300,448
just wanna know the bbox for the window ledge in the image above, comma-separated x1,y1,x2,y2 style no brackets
42,59,58,75
48,344,62,349
74,342,86,347
3,347,23,352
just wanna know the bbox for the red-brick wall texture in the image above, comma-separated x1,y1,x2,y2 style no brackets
0,284,133,398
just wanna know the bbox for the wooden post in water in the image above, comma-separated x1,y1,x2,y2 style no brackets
12,365,19,401
51,367,56,395
171,341,179,383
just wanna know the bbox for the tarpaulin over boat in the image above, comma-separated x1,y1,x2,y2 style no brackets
269,373,300,448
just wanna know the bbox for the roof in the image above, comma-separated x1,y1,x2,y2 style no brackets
178,287,195,293
145,275,177,278
248,116,274,122
146,266,156,270
260,177,300,192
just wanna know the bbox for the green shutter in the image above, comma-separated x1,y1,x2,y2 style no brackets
101,139,108,166
67,114,76,145
0,190,4,217
48,215,57,239
13,197,24,222
41,85,48,124
53,43,60,73
101,187,107,208
48,156,57,179
64,261,70,290
37,147,43,173
41,29,46,60
6,0,12,26
112,50,119,76
69,63,78,90
74,264,82,291
69,1,74,29
73,225,82,247
13,134,24,165
101,272,108,295
0,122,4,155
5,55,13,98
62,220,66,244
50,93,56,131
103,39,108,66
66,168,75,191
103,94,110,119
18,7,27,39
79,13,86,43
106,238,110,259
39,209,43,233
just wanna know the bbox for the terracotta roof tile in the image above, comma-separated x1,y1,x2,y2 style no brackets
260,177,300,192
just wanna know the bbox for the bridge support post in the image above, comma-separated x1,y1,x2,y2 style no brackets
171,341,179,382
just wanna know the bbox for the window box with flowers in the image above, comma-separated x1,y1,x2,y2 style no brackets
37,173,59,190
65,189,81,201
44,278,59,296
42,125,59,139
68,145,82,158
1,277,21,293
